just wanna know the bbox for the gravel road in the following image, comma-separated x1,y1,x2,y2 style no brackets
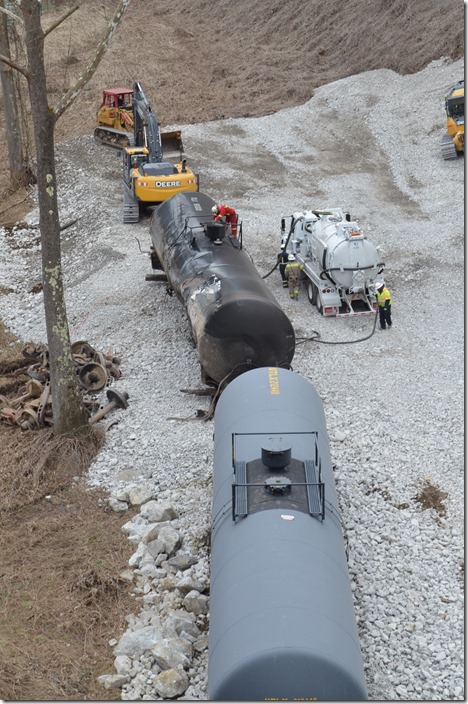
0,57,464,700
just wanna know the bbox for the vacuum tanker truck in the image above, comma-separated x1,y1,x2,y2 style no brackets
280,208,385,317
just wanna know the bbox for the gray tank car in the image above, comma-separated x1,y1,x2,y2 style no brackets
208,367,368,701
149,192,295,383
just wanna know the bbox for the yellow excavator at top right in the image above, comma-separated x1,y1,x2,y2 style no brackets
441,79,464,160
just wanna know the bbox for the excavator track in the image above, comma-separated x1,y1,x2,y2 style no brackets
123,183,140,223
94,127,135,151
441,134,458,160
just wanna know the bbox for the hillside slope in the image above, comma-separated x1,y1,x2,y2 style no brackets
0,0,463,221
0,0,465,141
54,0,464,126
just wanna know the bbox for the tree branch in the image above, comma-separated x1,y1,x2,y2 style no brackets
0,52,28,78
43,5,79,38
53,0,132,121
0,6,23,26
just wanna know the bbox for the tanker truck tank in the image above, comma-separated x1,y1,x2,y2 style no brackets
149,192,295,384
282,208,385,317
208,366,368,701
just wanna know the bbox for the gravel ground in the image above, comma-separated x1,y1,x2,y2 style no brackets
0,57,464,700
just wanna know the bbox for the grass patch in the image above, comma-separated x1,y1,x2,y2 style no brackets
0,321,138,700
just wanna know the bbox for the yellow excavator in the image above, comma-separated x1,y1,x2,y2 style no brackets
95,82,199,223
441,80,464,160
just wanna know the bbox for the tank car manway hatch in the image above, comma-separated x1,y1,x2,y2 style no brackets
230,433,325,522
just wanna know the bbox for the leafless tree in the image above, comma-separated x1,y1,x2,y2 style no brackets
0,0,31,187
0,0,132,434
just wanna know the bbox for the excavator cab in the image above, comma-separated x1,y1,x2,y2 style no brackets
441,80,464,160
123,148,148,183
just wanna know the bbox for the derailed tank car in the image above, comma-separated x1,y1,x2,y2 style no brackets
149,192,295,384
208,367,368,701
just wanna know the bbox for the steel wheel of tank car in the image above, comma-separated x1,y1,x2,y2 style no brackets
307,280,317,305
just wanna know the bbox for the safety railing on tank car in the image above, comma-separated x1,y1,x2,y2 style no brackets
229,431,325,523
182,215,243,249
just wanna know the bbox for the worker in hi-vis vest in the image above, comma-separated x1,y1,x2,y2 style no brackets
285,254,303,300
374,281,392,329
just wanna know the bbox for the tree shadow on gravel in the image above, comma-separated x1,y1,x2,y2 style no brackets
0,325,138,701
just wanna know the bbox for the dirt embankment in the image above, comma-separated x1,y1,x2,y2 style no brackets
0,0,463,224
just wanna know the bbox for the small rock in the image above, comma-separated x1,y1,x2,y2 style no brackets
108,496,128,513
97,673,129,689
183,590,209,615
142,500,178,522
153,668,189,699
128,486,154,506
114,654,132,675
114,625,163,657
167,554,197,571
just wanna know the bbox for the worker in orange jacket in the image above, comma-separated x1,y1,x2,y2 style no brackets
212,204,238,237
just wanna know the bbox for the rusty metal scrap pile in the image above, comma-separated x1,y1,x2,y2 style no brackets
0,341,129,430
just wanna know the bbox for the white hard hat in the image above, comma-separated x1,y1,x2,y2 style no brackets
374,281,384,289
211,205,218,213
280,244,285,249
288,253,295,261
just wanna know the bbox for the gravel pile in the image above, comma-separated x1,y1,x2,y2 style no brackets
0,57,464,700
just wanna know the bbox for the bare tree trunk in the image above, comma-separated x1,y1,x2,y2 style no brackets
21,0,89,434
0,0,28,187
0,0,132,434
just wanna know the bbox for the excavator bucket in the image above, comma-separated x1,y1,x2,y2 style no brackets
161,130,184,162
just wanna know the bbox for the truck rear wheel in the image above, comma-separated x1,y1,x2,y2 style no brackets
307,281,317,305
316,294,323,315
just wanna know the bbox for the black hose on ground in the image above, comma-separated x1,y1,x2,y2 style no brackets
262,218,295,279
295,304,379,345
